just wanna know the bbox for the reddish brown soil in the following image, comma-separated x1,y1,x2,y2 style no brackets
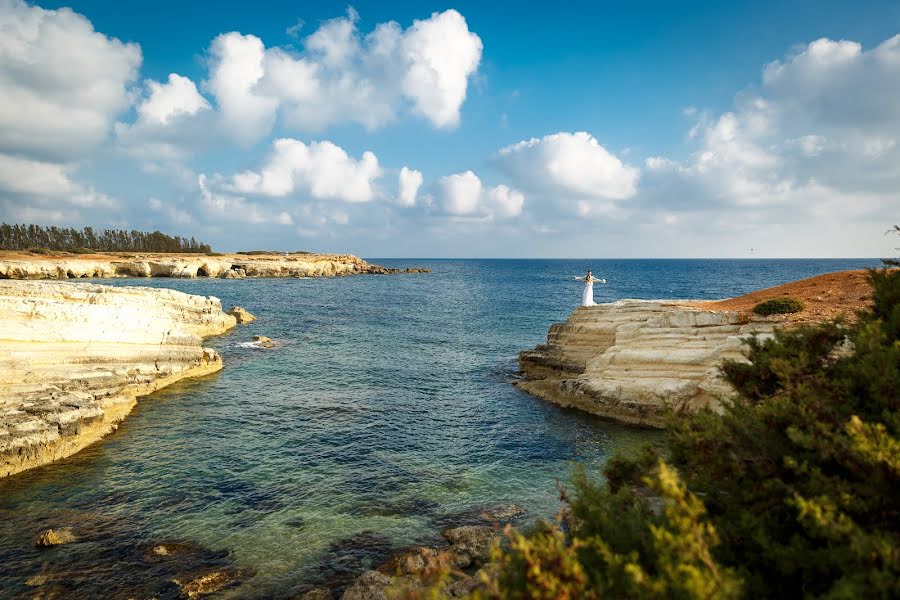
682,269,876,323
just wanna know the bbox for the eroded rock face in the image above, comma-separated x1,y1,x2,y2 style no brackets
0,252,430,280
518,301,776,427
228,306,256,323
0,281,237,478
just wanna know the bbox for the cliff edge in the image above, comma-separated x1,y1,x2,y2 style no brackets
0,251,428,280
0,281,237,478
518,270,872,427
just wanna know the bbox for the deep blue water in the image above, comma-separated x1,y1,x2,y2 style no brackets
0,259,881,598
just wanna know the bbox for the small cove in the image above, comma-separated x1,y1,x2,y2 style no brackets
0,258,881,598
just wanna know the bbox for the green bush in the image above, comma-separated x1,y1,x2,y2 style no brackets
752,296,805,316
429,267,899,600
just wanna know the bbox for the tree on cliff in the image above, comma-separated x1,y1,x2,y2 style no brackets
407,266,900,599
0,223,212,253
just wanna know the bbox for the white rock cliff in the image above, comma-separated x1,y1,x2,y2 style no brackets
518,301,776,427
0,281,237,478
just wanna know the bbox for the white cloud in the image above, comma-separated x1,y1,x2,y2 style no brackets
138,74,210,125
485,184,524,218
0,154,117,208
203,9,482,144
496,132,639,201
639,33,900,220
206,32,279,146
198,173,294,225
436,170,524,218
148,196,194,224
398,166,423,206
400,9,483,128
227,138,382,202
0,0,141,162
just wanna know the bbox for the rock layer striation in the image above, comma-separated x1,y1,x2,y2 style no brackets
0,281,237,478
0,251,429,280
518,301,776,427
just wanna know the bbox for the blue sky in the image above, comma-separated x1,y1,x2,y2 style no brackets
2,0,899,256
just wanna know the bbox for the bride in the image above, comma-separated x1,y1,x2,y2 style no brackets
575,270,605,307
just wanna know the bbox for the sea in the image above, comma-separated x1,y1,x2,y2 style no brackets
0,258,883,598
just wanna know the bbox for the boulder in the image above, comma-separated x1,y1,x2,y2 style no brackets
228,306,256,324
252,335,275,349
35,527,76,547
441,526,500,568
340,570,393,600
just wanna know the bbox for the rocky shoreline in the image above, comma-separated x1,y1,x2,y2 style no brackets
517,270,871,427
0,280,244,478
0,251,430,280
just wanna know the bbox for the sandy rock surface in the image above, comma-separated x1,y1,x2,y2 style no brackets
518,270,874,427
0,280,237,478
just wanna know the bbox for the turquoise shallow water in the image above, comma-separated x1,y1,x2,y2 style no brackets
0,258,882,598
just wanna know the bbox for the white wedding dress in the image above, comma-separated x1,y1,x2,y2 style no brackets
581,280,596,307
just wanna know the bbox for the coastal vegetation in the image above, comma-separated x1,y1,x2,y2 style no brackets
412,266,899,599
751,296,805,316
0,223,212,253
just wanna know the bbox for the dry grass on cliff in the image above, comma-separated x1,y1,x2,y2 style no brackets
683,269,876,323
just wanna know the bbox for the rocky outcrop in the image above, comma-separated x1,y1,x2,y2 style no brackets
0,251,431,280
228,306,256,323
0,281,238,478
518,300,777,427
35,527,77,547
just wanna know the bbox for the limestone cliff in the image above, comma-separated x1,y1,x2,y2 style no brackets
0,251,429,280
518,301,775,428
0,281,237,478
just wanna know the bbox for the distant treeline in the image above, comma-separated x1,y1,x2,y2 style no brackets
0,223,212,253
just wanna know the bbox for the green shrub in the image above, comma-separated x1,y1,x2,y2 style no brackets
752,296,805,316
428,267,899,600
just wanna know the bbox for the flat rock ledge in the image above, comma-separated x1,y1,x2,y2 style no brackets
0,280,238,478
518,300,777,428
0,251,430,280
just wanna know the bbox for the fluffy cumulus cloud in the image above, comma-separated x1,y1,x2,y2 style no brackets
398,166,423,206
493,132,637,218
436,171,524,218
639,34,900,225
226,138,382,202
138,74,210,125
0,0,141,162
204,8,482,144
0,0,134,222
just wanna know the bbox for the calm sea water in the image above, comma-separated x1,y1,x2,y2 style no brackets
0,259,882,598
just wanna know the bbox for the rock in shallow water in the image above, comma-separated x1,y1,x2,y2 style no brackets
441,526,500,569
34,527,76,547
171,568,252,599
228,305,256,323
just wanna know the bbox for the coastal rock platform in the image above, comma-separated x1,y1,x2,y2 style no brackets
518,270,872,427
0,280,237,478
0,251,430,280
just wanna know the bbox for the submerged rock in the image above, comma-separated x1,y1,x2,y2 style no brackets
479,504,526,523
297,588,334,600
35,527,76,547
171,568,250,599
228,306,256,324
